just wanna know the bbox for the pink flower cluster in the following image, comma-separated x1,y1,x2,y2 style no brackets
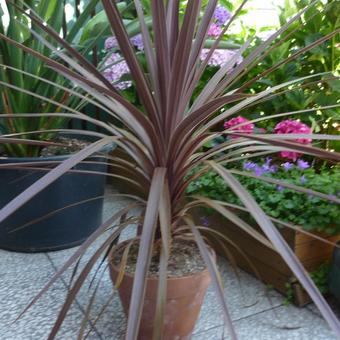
274,120,312,161
224,117,312,161
223,116,254,138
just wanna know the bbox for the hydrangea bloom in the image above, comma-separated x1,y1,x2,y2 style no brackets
105,34,144,51
214,6,232,26
102,52,132,90
130,34,144,51
200,48,243,69
207,23,223,37
274,119,312,161
105,36,118,50
224,116,254,138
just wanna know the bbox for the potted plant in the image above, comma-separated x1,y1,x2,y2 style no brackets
0,0,115,252
0,0,340,338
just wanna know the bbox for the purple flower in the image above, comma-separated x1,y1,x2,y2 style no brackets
200,216,210,227
261,158,277,173
261,163,270,172
105,36,118,50
269,165,278,173
243,161,256,171
261,157,273,173
214,6,232,26
297,159,310,170
277,185,284,192
282,162,294,171
130,34,144,51
300,175,307,184
102,52,132,90
265,157,272,165
254,165,264,177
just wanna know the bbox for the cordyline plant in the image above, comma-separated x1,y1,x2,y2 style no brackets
0,0,340,339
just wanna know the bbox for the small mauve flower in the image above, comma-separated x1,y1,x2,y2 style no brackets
243,161,256,171
200,48,243,69
214,6,232,26
277,185,284,192
254,165,264,177
208,23,223,37
200,216,210,227
130,34,144,51
274,120,312,161
261,157,278,173
300,175,307,184
282,162,294,171
105,36,118,50
269,165,278,173
224,116,254,139
297,159,310,170
265,157,272,165
261,163,271,172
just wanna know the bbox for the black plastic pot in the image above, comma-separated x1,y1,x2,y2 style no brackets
0,144,113,252
329,242,340,303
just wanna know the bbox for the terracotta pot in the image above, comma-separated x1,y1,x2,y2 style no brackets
109,245,213,340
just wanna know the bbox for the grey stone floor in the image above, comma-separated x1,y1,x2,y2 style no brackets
1,191,339,340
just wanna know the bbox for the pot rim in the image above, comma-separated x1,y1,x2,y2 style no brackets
0,141,116,163
109,240,215,282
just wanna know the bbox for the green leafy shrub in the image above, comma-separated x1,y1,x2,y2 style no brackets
236,0,340,150
187,159,340,235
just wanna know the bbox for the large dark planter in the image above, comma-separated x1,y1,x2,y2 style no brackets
0,145,113,252
329,242,340,303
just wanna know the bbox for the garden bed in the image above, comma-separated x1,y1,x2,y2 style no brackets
195,209,340,306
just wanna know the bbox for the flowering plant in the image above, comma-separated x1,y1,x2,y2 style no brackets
223,116,255,138
2,0,340,337
187,161,340,235
102,34,144,90
202,5,243,68
102,5,243,89
223,116,313,160
274,120,312,160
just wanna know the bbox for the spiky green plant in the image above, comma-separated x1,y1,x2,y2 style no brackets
0,0,108,156
0,0,340,339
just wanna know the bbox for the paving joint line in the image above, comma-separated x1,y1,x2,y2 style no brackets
192,303,284,337
45,253,104,340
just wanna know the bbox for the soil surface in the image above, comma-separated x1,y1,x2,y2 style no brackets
40,137,90,157
112,239,207,278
